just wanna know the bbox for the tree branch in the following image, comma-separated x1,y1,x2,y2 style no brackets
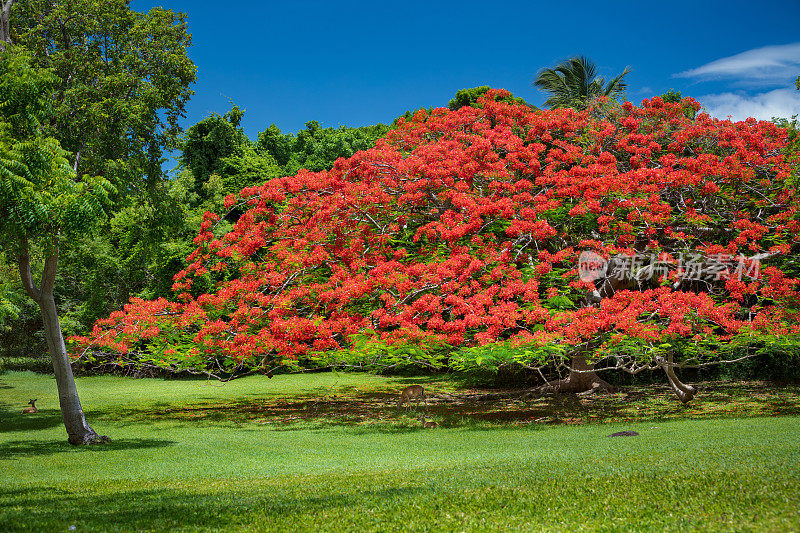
17,239,42,305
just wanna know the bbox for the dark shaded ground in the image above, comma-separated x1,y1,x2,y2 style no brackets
87,380,800,429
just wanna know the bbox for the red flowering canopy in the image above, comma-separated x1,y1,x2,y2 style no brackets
72,90,800,397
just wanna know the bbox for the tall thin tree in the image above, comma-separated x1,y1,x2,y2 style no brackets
0,49,113,444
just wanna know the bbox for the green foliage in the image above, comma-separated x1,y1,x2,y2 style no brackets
256,120,390,176
712,333,800,382
311,332,450,371
10,0,197,191
256,124,295,167
0,284,20,323
0,48,118,367
217,144,282,194
0,49,114,247
534,56,631,110
179,106,251,201
451,341,568,374
0,354,52,373
661,89,682,103
0,0,196,364
448,86,532,110
0,252,47,356
181,108,386,203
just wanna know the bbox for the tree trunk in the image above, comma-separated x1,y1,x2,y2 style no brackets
546,355,617,394
0,1,14,52
17,242,108,445
657,352,697,404
39,293,107,444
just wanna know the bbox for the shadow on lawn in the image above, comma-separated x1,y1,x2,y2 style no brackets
10,382,795,434
0,408,63,433
0,484,425,531
76,381,800,431
0,437,175,459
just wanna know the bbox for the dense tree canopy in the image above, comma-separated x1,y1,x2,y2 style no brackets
10,0,196,191
256,120,390,176
73,91,800,399
448,86,531,111
0,0,197,361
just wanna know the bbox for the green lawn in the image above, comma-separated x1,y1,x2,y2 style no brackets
1,371,799,532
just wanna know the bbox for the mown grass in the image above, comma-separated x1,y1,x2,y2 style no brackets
1,371,799,532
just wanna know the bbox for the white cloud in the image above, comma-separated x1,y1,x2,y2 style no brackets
675,43,800,86
699,88,800,121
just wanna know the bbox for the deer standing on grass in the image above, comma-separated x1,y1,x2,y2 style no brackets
398,385,425,409
22,399,38,414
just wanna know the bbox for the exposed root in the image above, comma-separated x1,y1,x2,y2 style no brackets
68,431,111,446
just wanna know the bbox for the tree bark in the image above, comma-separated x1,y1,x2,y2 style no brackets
17,242,108,445
0,1,14,52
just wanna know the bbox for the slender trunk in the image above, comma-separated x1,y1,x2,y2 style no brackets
17,241,108,445
0,1,14,52
39,292,106,444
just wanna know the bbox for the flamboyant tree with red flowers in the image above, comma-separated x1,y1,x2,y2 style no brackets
71,90,800,402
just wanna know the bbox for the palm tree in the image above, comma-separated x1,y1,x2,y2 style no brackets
534,56,631,110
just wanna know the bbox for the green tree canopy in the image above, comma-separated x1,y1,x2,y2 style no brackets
10,0,196,194
0,0,197,373
448,86,531,110
179,106,253,202
0,50,113,245
256,121,389,176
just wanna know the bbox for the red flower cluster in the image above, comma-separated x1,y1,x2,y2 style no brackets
70,91,800,371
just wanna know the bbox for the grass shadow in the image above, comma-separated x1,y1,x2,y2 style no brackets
0,408,63,433
0,483,426,532
77,381,800,431
14,381,796,434
0,437,175,460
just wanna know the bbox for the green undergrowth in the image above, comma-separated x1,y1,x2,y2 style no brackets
0,371,799,532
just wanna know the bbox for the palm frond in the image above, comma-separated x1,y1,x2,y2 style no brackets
534,57,632,110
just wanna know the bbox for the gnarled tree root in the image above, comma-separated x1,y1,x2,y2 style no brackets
657,353,697,403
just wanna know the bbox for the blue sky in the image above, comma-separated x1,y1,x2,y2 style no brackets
134,0,800,144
